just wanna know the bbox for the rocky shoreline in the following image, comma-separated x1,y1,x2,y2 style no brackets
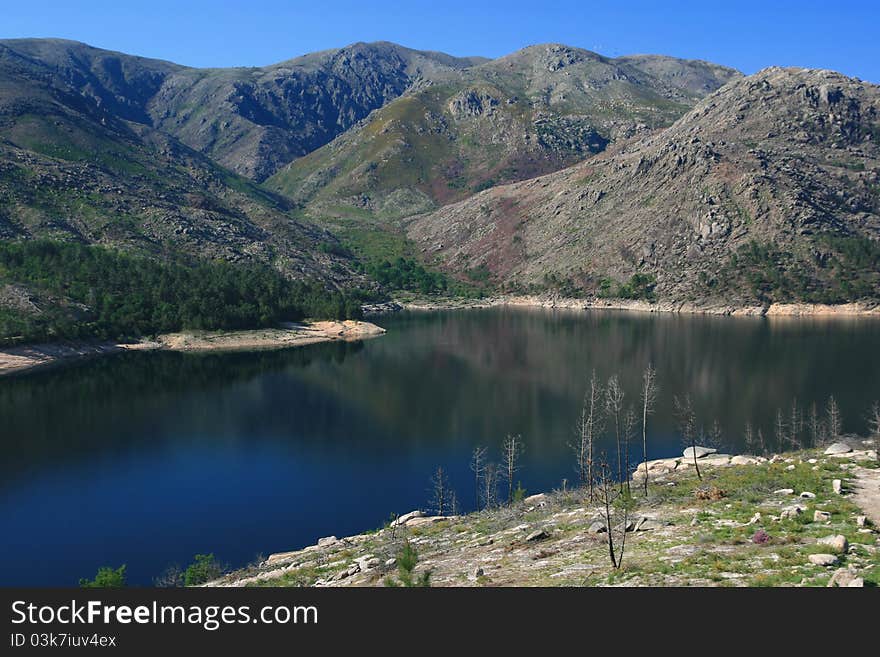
0,320,386,377
207,440,880,588
365,295,880,318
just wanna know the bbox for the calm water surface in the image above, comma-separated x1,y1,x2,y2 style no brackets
2,308,879,585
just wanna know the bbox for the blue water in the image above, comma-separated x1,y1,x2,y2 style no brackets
1,307,879,585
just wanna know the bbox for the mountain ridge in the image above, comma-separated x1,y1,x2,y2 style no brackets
404,66,880,306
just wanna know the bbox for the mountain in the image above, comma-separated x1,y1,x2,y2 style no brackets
0,43,360,285
0,39,483,181
405,67,880,306
266,44,741,220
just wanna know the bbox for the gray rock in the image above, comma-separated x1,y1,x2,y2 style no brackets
354,555,380,571
773,488,795,495
317,536,338,546
824,442,852,455
809,553,839,566
856,515,868,527
817,534,848,553
682,446,717,459
832,479,842,494
636,519,664,532
523,493,549,506
813,510,832,522
390,510,425,527
587,521,607,534
525,529,549,542
799,491,816,499
828,568,861,587
780,504,806,519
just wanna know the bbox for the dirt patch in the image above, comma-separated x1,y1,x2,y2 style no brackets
852,465,880,528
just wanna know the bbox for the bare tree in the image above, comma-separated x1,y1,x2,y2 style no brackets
470,446,487,510
577,371,604,501
789,398,803,449
868,401,880,438
640,364,657,495
502,434,524,504
596,456,631,570
709,418,723,450
744,421,755,455
757,427,767,455
827,396,842,442
449,490,459,517
481,462,500,509
674,394,701,480
623,407,637,495
605,375,625,485
808,402,823,447
774,409,787,452
573,372,603,494
867,402,880,465
429,466,450,516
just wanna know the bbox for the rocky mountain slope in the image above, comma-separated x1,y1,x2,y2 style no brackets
0,39,483,181
266,45,740,220
0,49,353,283
405,67,880,306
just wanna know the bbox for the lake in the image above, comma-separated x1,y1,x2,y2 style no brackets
1,307,879,585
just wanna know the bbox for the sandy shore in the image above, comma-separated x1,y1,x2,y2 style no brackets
0,320,386,377
392,295,880,318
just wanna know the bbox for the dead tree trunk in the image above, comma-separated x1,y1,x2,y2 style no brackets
502,434,523,505
470,446,487,510
605,375,625,490
640,364,656,496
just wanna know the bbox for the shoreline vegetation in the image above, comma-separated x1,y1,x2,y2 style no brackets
0,320,386,377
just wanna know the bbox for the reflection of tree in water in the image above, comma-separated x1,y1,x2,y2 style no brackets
0,340,366,478
1,308,879,487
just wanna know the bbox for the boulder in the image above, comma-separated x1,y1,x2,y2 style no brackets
701,455,733,466
780,504,805,519
683,446,717,459
828,568,862,587
587,521,607,534
354,555,380,571
856,515,868,527
523,493,549,506
773,488,795,495
636,519,664,532
813,510,832,522
317,536,338,546
817,534,848,553
731,455,759,465
390,510,424,527
824,442,852,455
407,515,455,527
525,529,549,542
832,479,842,494
799,491,816,499
809,553,839,566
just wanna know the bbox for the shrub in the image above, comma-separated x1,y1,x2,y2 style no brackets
79,565,126,588
183,554,223,586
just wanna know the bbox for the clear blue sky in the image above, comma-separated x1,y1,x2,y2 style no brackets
2,1,878,82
